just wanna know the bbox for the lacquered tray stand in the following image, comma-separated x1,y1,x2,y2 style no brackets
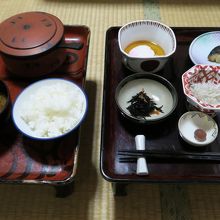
101,27,220,196
0,26,90,197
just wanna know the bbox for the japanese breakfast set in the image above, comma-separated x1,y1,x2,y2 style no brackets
0,12,219,164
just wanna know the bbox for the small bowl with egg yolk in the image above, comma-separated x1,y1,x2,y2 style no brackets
118,20,176,73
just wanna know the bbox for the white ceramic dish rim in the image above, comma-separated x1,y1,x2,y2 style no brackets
178,111,218,147
182,64,220,111
12,78,88,140
115,73,178,123
189,31,220,66
118,19,177,59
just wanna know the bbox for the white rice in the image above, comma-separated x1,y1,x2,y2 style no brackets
190,82,220,105
20,82,85,138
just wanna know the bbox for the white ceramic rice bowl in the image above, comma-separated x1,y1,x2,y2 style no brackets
12,78,88,140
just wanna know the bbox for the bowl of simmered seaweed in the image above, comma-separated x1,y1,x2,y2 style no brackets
115,73,178,124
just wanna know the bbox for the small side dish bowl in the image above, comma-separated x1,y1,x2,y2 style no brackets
115,73,178,124
118,20,176,73
0,80,11,125
189,31,220,65
182,64,220,115
178,111,218,147
12,78,88,140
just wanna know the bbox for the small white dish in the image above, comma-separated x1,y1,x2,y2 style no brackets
178,111,218,147
189,31,220,65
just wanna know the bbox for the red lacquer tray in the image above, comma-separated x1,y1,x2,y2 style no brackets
100,27,220,183
0,25,90,184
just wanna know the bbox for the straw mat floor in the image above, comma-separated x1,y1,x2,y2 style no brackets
0,0,220,219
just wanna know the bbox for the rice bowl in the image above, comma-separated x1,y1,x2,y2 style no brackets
12,78,88,140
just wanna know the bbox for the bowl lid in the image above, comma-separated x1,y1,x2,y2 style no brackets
0,12,64,56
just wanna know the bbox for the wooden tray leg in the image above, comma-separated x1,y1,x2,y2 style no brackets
112,183,128,196
54,181,75,198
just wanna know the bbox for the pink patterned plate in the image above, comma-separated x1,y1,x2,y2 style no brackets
182,64,220,113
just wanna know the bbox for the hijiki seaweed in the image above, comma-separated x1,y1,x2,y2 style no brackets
127,89,163,118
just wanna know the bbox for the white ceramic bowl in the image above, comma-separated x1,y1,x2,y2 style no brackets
115,73,178,124
189,31,220,65
182,64,220,115
12,78,88,140
178,111,218,147
118,20,176,73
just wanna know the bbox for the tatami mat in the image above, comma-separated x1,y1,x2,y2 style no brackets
0,0,220,220
160,0,220,27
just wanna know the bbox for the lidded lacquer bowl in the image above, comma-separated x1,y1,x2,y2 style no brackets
0,11,67,77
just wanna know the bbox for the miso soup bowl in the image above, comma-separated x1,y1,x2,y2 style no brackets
0,80,11,126
118,20,176,73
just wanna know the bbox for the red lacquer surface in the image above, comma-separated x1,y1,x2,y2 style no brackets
0,25,90,184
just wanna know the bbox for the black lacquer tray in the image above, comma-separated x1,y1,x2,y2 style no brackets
100,27,220,183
